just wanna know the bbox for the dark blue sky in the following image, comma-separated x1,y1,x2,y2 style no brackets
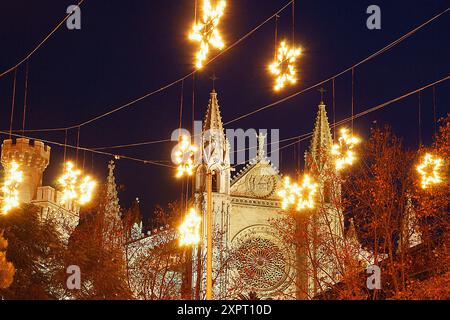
0,0,449,221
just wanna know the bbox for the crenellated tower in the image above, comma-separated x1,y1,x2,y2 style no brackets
1,138,50,204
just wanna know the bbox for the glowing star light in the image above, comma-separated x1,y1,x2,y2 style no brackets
189,0,226,69
179,208,202,246
332,128,361,171
1,161,23,215
269,41,302,91
296,175,318,210
174,135,198,178
58,161,81,205
417,153,443,189
78,176,96,205
278,175,318,211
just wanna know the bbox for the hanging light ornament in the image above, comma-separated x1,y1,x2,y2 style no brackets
189,0,226,69
1,161,23,215
417,153,443,189
179,208,202,246
78,176,97,205
278,175,318,211
174,135,198,178
269,41,302,91
58,161,81,205
296,175,319,210
332,128,361,171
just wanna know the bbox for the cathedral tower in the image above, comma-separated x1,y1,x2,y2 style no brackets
1,138,50,204
305,99,344,297
194,89,232,299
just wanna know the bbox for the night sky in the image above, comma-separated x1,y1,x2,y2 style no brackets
0,0,449,222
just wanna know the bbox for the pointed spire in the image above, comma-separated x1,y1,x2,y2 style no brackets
346,218,359,243
307,101,333,169
105,160,121,221
203,90,224,134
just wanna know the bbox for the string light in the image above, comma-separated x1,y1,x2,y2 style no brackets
278,175,318,211
269,41,302,91
332,128,361,171
179,208,202,246
189,0,226,69
174,135,198,178
417,153,443,189
78,176,96,205
1,161,23,215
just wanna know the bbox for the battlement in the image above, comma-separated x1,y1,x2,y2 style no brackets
1,138,51,171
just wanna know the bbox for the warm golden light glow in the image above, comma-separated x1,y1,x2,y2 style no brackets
189,0,226,69
417,153,444,189
1,161,23,215
174,135,198,178
296,175,319,210
78,176,96,205
332,128,361,171
58,162,81,205
278,175,318,211
179,208,202,246
269,41,302,91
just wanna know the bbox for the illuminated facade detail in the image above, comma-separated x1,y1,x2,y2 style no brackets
331,128,361,171
178,208,202,246
189,0,226,69
417,153,443,189
269,41,302,91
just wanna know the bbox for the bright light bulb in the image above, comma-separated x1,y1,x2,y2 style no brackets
179,208,202,246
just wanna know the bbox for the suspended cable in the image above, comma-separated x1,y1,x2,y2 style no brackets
0,0,86,78
86,75,450,155
9,69,17,139
224,7,449,126
8,6,447,135
15,1,295,133
22,60,29,135
418,91,422,146
433,86,437,136
332,77,336,141
352,68,355,132
0,130,174,169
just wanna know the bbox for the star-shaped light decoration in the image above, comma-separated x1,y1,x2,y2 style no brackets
189,0,226,69
78,176,97,205
269,41,302,91
332,128,361,171
278,175,318,212
296,175,319,210
174,135,198,178
417,153,444,189
58,161,81,205
1,161,23,215
179,208,202,247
